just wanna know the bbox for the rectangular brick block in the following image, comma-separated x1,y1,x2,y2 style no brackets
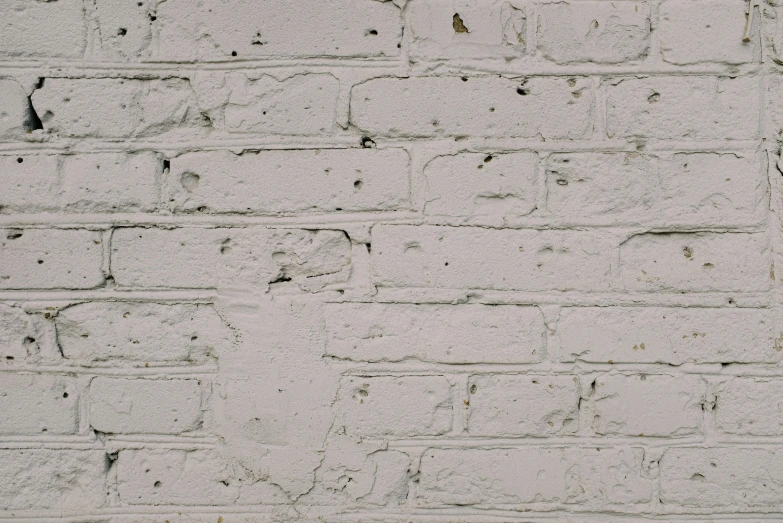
224,74,339,135
620,232,770,292
324,303,545,364
0,0,86,59
91,0,152,61
351,76,594,139
424,152,537,219
371,224,613,291
0,79,30,141
0,153,161,213
31,78,206,139
419,447,652,505
0,304,32,361
110,227,351,289
117,449,285,505
57,302,232,363
605,76,758,140
407,0,526,60
660,447,783,507
545,151,765,226
590,374,705,437
0,374,79,435
335,376,452,437
0,449,106,510
89,377,202,434
557,307,780,364
0,228,105,289
660,0,755,65
155,0,401,60
167,149,410,214
715,378,783,435
536,2,650,64
466,374,579,436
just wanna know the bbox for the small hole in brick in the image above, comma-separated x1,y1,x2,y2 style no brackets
37,259,44,264
118,28,127,36
648,92,660,103
154,481,162,488
484,155,492,163
366,29,378,36
191,336,198,341
231,51,237,56
149,14,156,21
470,384,477,394
517,87,529,96
197,206,207,212
397,43,401,48
557,179,568,186
489,107,495,112
461,76,468,82
16,157,23,164
354,180,363,189
63,392,68,398
444,262,449,266
6,356,13,361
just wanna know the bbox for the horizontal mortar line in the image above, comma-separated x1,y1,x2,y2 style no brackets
0,434,216,448
383,436,706,448
335,362,783,376
0,138,764,154
0,57,406,70
0,364,218,376
428,62,763,76
367,289,777,307
0,289,216,302
0,211,421,227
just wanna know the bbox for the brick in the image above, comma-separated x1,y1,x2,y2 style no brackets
766,75,783,140
0,153,160,213
0,228,105,289
419,447,652,505
0,304,32,361
605,76,759,140
117,449,286,505
466,374,579,436
324,303,545,364
0,0,87,59
31,78,206,139
0,449,106,510
590,374,705,437
57,302,232,363
660,447,783,507
536,2,650,64
0,79,30,141
620,232,770,292
334,376,452,437
557,307,780,364
89,377,202,434
167,149,410,214
545,152,765,226
154,0,401,60
715,378,783,435
660,0,755,65
0,374,79,435
110,227,351,289
371,224,613,291
423,152,537,218
92,0,153,61
407,0,526,60
351,76,594,139
224,74,339,135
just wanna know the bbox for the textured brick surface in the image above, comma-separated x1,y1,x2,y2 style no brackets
1,0,781,520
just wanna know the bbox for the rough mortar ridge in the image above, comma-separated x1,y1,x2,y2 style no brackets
0,0,782,521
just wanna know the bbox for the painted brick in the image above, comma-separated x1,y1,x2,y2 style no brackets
334,376,453,437
424,151,538,218
557,307,780,364
0,228,105,289
0,79,30,141
0,304,32,361
351,76,594,139
715,378,783,435
419,447,652,505
0,0,87,59
545,151,765,226
371,225,614,291
466,374,579,436
324,303,545,364
590,374,705,437
536,2,650,64
57,302,232,363
167,149,410,214
605,76,759,140
0,374,79,435
620,232,771,292
110,227,351,289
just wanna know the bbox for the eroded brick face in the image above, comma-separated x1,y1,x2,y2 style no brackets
0,1,781,521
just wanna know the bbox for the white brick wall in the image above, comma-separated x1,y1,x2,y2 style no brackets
0,0,781,521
